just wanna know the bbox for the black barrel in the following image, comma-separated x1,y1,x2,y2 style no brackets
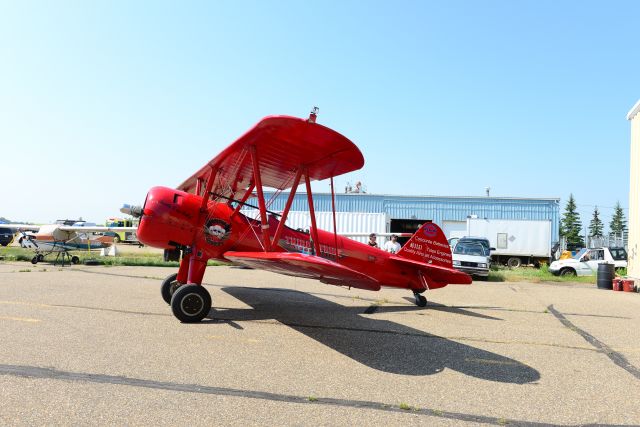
597,263,614,290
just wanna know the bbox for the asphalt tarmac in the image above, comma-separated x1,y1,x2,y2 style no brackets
0,262,639,426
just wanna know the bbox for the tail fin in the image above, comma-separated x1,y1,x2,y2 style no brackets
396,222,453,268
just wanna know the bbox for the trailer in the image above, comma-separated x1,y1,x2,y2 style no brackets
241,210,390,244
464,218,553,268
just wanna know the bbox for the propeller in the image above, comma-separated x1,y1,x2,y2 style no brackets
120,204,143,218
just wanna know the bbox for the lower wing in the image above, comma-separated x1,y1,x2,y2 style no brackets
223,251,381,291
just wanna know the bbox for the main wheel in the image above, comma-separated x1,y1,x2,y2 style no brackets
170,284,212,323
37,254,44,262
31,256,38,264
71,256,80,265
560,268,576,276
507,257,521,268
113,235,121,243
161,273,180,305
414,292,427,307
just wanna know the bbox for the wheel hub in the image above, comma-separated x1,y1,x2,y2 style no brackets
169,281,181,296
181,293,204,316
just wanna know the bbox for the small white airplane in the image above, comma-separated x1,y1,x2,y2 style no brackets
15,219,136,266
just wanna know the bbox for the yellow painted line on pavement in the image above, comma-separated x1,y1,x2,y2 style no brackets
0,300,53,308
0,315,41,323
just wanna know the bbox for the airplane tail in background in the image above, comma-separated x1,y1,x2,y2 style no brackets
396,222,453,268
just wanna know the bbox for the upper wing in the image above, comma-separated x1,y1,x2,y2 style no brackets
58,226,137,232
223,251,380,291
177,116,364,199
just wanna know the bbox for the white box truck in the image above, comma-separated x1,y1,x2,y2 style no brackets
463,218,552,268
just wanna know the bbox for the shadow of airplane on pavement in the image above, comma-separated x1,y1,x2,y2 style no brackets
207,286,540,384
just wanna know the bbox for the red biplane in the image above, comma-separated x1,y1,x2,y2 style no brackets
130,111,472,322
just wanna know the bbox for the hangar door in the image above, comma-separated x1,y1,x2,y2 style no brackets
442,220,466,239
390,218,429,246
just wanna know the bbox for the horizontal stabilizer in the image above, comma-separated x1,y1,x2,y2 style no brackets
389,255,472,287
224,251,380,291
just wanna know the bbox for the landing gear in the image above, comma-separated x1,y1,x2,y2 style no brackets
31,256,38,264
71,256,80,265
170,284,212,323
413,291,427,307
161,273,181,305
37,254,44,262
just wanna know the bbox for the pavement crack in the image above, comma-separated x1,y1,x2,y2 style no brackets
547,305,640,380
0,363,558,426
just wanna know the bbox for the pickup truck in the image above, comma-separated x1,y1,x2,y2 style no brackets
548,247,627,276
450,237,492,279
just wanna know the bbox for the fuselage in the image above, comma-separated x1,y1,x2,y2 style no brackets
137,186,420,290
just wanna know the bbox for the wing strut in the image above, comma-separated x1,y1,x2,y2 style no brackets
304,170,321,256
250,145,272,251
230,183,256,218
271,167,303,248
330,176,339,258
200,166,218,210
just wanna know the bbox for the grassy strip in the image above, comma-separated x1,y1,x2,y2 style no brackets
0,246,613,284
488,264,596,283
0,247,222,267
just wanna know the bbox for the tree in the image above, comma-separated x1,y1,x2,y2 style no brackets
609,201,627,236
588,206,604,237
560,194,584,247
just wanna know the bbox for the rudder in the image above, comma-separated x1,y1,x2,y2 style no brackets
396,222,453,268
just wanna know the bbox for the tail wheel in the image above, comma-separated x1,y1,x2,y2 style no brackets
507,257,522,268
171,284,212,323
413,292,427,307
161,273,180,305
71,256,80,265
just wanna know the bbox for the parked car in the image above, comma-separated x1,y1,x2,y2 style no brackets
0,227,15,246
450,237,492,279
548,247,627,276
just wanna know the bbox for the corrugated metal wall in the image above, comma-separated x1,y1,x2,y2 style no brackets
250,192,561,242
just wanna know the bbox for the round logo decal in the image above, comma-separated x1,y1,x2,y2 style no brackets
423,223,438,237
204,218,231,246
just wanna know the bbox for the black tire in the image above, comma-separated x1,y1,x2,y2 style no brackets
171,284,212,323
1,243,7,247
507,257,522,268
37,254,44,262
560,268,576,277
113,235,121,244
414,293,427,307
161,273,180,305
31,256,38,264
71,256,80,265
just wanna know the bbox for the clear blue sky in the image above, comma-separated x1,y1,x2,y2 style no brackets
1,1,637,232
